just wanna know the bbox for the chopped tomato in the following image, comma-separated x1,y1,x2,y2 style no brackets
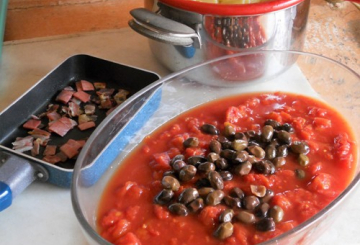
112,219,130,239
153,205,170,220
226,106,246,124
151,152,171,170
199,206,226,227
271,194,292,211
313,117,332,129
101,209,124,227
115,232,142,245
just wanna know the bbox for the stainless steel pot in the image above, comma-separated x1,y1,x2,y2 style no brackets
129,0,310,72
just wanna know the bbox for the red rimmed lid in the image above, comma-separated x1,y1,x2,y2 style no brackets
159,0,304,15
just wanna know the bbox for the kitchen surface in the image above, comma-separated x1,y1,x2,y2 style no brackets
0,0,359,244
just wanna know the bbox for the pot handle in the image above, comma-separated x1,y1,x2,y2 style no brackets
128,8,201,48
0,150,48,211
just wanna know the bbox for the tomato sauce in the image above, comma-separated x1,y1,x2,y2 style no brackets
97,92,357,245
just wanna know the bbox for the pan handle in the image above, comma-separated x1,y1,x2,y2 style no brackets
128,8,202,48
0,151,49,211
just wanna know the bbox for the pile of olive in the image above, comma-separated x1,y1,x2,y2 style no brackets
154,119,310,239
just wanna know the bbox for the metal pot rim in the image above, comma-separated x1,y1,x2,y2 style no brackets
159,0,304,15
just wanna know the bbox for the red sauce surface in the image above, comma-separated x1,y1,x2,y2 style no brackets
97,92,357,245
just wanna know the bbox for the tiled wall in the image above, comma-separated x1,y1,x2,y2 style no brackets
4,0,144,41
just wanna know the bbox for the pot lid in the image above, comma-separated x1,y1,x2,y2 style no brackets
159,0,304,15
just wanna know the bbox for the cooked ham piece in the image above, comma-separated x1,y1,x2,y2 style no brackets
31,138,42,156
84,104,96,115
68,101,81,117
78,114,91,124
71,97,82,105
73,91,91,103
75,81,83,92
47,104,60,112
114,89,130,105
43,145,57,156
29,128,51,137
93,82,106,89
48,117,77,137
60,139,83,158
56,89,74,104
47,111,61,121
56,151,68,162
80,80,95,91
78,121,96,131
28,128,51,145
100,98,114,109
43,155,62,164
76,140,86,148
23,118,41,130
97,88,115,100
12,136,34,152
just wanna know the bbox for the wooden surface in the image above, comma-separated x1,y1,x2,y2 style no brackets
4,0,144,41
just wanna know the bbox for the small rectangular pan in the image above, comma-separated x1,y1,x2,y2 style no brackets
0,54,161,211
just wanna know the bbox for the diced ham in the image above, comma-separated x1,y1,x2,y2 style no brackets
12,136,34,150
84,104,96,115
60,144,79,159
28,128,51,145
66,139,83,150
43,155,62,164
47,111,61,121
47,104,60,112
71,97,82,105
44,145,57,156
100,98,114,109
76,139,86,148
31,138,42,156
92,96,101,104
73,91,91,103
114,89,129,105
55,89,74,104
56,151,68,162
48,117,77,137
59,117,77,128
60,139,83,158
23,118,41,130
75,81,83,92
97,88,115,100
68,101,81,117
61,106,70,115
78,121,96,131
14,145,33,153
93,82,106,89
29,128,51,137
78,114,91,124
80,80,95,91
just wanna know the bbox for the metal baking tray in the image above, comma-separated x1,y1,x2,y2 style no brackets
0,54,161,211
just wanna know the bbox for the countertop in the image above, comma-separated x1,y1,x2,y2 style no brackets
0,1,359,244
